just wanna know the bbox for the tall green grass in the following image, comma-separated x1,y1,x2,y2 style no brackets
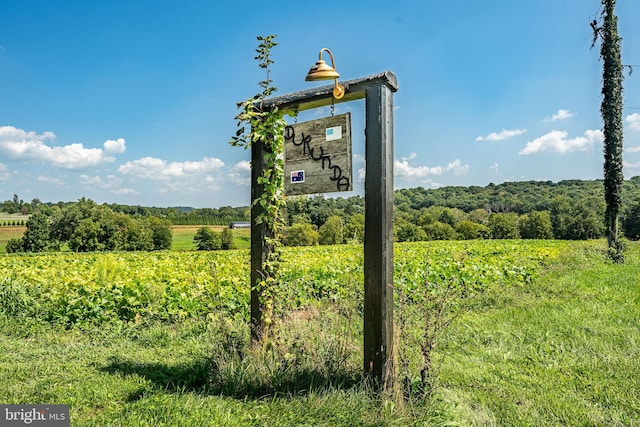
436,243,640,425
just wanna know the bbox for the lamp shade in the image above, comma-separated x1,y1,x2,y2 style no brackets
305,59,340,81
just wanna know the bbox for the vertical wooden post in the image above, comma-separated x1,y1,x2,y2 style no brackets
364,83,394,388
250,132,270,342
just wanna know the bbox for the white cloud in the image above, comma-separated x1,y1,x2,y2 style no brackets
78,174,122,188
228,160,251,186
79,174,103,186
0,163,9,180
355,153,470,183
394,156,469,180
519,129,603,155
103,138,126,154
111,188,140,195
476,128,527,141
623,160,640,168
625,113,640,132
37,175,67,188
0,125,124,169
489,162,499,173
357,167,366,182
625,146,640,153
545,109,574,122
118,156,224,180
118,156,225,195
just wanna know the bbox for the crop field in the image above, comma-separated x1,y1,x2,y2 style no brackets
1,240,639,425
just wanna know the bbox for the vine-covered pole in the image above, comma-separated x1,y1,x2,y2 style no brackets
593,0,625,259
249,130,270,341
232,35,285,342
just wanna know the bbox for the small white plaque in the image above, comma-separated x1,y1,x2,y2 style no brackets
325,126,342,141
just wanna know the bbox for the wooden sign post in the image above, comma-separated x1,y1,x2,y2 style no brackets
249,71,397,388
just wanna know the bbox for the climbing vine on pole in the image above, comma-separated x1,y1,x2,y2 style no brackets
591,0,625,262
231,35,286,340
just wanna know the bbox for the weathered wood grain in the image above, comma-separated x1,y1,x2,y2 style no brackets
284,113,352,196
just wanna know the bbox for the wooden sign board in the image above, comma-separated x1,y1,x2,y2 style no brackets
284,113,352,196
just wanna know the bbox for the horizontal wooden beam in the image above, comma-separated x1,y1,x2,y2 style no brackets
243,71,398,114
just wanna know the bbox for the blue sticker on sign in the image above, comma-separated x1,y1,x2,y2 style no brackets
291,170,304,183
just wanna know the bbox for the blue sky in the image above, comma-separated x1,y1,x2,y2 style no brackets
1,0,640,208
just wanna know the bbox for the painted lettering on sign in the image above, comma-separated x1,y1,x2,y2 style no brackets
284,125,350,192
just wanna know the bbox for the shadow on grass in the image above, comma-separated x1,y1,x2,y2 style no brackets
100,355,363,401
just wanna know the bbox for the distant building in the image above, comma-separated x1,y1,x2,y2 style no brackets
229,221,251,229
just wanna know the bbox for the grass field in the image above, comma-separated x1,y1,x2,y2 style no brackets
171,225,250,250
0,240,638,425
0,225,251,252
0,226,25,252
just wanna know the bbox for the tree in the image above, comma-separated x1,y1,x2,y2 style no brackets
519,211,554,239
147,217,173,250
220,228,235,250
592,0,625,259
467,208,490,225
69,218,104,252
455,220,490,240
344,213,364,243
50,198,96,243
395,218,427,242
438,207,464,227
318,215,344,245
624,201,640,240
550,196,573,239
112,215,154,251
423,221,457,240
194,227,221,250
284,222,318,246
22,212,52,252
488,213,520,239
5,238,23,253
569,198,606,240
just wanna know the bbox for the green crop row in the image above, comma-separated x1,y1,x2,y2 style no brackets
0,240,597,327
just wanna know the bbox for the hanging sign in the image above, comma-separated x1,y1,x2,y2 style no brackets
284,112,352,196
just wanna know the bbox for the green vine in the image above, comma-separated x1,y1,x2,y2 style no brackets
231,35,286,339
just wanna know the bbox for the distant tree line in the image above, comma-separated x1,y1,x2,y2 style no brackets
1,194,43,215
6,198,172,253
0,220,26,227
282,177,640,245
107,205,250,226
0,194,249,226
4,177,640,249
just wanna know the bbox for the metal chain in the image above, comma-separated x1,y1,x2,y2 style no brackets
293,109,298,124
330,98,335,116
